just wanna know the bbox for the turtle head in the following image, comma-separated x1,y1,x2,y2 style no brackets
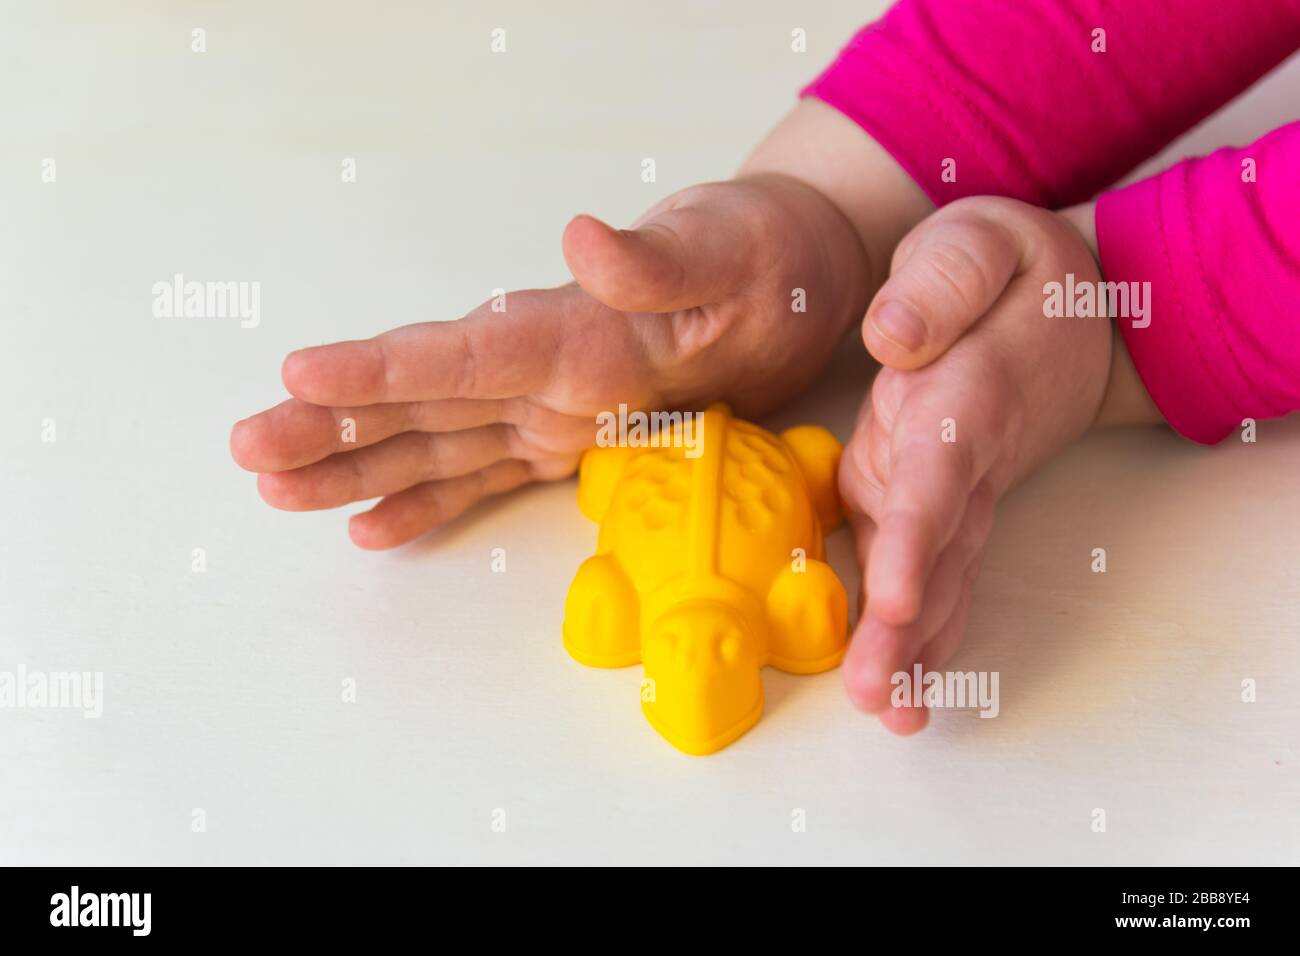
641,599,762,755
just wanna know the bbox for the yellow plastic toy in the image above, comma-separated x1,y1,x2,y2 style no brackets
563,403,848,755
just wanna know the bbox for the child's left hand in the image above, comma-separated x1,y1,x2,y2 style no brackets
229,173,871,549
838,197,1114,734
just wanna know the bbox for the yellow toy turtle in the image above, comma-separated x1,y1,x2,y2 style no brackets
563,403,848,755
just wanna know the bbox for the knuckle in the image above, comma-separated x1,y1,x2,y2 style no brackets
870,370,903,429
421,432,446,478
470,466,491,498
920,238,992,316
842,434,886,506
415,485,446,525
342,451,366,500
503,423,539,459
454,323,479,400
949,432,977,486
531,455,581,482
373,338,397,402
669,183,713,209
888,503,942,550
890,238,911,276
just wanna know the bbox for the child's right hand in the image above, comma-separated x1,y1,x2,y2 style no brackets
231,172,871,548
837,197,1118,733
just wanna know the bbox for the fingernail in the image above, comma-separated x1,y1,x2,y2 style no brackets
870,301,926,352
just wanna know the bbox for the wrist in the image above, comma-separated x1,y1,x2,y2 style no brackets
1060,200,1165,429
739,98,934,296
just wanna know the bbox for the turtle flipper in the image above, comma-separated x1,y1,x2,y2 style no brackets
563,553,641,668
779,425,843,532
765,559,848,673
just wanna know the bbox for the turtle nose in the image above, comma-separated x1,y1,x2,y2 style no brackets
641,601,763,755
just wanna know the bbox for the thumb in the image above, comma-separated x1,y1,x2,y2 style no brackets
561,193,751,313
863,207,1023,370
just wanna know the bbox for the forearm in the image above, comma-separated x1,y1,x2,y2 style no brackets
803,0,1300,210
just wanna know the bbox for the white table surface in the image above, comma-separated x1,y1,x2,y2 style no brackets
2,1,1297,865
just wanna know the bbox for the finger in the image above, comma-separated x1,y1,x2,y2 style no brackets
896,478,993,639
842,485,993,711
562,191,755,312
256,425,525,511
837,381,890,515
877,697,930,736
873,556,982,738
864,212,1022,369
840,613,923,716
867,380,1003,626
876,562,979,737
865,369,905,484
349,456,578,550
838,394,885,622
845,509,876,623
918,549,986,672
891,477,991,633
847,548,977,728
838,388,900,623
280,290,572,406
231,397,509,473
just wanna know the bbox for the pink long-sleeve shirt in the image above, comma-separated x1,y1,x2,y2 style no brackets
804,0,1300,443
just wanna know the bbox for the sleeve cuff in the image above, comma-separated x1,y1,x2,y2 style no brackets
1097,171,1247,444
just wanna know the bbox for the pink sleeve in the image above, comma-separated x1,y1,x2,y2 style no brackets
803,0,1300,208
1095,122,1300,444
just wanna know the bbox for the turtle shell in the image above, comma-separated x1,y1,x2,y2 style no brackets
596,410,818,601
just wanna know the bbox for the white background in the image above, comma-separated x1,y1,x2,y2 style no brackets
2,1,1297,865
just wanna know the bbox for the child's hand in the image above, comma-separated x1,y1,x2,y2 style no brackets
231,172,869,548
839,197,1113,733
